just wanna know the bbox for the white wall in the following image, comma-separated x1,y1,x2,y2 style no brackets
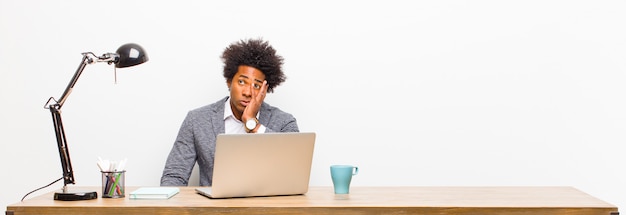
2,0,625,211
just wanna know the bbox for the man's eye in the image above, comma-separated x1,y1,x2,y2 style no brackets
238,80,245,85
253,84,261,89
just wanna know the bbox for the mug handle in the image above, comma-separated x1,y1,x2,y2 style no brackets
352,166,359,175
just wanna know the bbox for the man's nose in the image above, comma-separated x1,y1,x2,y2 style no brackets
242,84,252,96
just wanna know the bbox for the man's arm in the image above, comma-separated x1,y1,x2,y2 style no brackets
160,112,197,186
264,110,299,133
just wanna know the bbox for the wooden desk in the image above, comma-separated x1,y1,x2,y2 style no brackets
6,186,618,215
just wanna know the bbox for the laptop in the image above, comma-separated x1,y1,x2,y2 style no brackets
195,132,316,198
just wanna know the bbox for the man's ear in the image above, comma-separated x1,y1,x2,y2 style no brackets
226,79,232,90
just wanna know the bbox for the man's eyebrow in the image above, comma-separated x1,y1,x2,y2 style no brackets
238,75,263,84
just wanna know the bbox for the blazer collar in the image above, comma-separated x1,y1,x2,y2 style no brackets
217,96,271,131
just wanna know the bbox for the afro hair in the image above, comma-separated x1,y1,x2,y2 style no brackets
221,38,286,93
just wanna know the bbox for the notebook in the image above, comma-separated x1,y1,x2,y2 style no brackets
130,187,180,199
195,132,316,199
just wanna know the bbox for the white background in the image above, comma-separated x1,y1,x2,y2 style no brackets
1,0,625,211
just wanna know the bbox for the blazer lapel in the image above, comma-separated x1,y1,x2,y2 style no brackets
212,97,228,134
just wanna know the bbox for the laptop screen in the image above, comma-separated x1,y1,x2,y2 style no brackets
200,132,316,198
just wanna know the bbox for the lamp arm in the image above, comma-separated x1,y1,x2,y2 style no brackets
54,53,93,108
44,53,95,188
48,105,74,187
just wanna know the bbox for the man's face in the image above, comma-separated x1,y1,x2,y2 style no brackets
227,65,266,119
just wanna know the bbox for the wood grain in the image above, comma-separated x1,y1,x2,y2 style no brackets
6,186,618,215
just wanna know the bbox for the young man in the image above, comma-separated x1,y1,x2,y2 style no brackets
160,39,299,186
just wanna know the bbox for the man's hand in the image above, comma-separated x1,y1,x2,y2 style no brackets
242,80,268,126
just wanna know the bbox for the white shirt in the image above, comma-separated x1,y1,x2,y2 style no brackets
224,98,266,134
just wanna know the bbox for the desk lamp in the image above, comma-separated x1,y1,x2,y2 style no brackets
43,43,148,201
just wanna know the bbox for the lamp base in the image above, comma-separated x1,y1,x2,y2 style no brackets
54,190,98,201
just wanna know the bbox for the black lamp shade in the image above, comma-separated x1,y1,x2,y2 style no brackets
115,43,149,68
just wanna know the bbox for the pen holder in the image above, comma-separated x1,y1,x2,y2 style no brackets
101,170,125,198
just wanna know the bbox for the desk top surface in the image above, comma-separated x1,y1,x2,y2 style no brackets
9,186,616,207
7,186,618,215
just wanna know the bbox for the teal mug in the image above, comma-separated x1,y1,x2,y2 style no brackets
330,165,358,194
